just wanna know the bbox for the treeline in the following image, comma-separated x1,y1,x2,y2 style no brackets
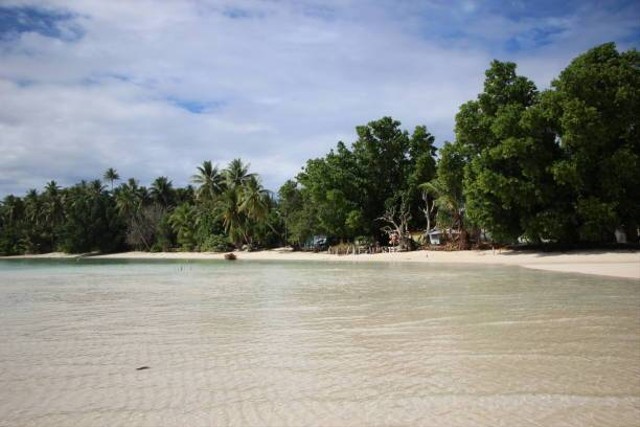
1,43,638,255
0,160,280,255
280,42,640,248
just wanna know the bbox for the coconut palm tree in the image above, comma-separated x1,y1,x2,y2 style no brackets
169,203,197,250
175,185,195,205
103,168,120,191
225,158,256,189
150,176,175,208
0,195,25,255
240,177,277,246
240,177,270,223
114,178,146,219
89,179,106,197
23,189,41,225
1,194,24,226
191,161,224,202
217,187,246,247
42,181,64,249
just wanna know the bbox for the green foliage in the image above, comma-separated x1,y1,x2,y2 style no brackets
456,60,566,243
191,160,224,203
277,180,306,246
575,197,618,242
546,42,640,241
198,234,233,252
0,158,274,254
103,168,120,191
293,117,437,243
58,181,126,253
150,176,176,208
448,43,639,244
277,180,316,247
421,141,467,233
169,203,197,251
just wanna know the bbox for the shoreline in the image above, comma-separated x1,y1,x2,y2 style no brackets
2,249,639,280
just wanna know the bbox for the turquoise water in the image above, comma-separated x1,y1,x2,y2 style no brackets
0,259,639,426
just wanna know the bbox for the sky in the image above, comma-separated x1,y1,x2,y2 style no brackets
1,0,639,197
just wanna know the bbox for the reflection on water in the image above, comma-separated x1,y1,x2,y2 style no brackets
0,260,638,426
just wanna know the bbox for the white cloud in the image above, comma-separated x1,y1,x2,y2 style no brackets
0,0,638,196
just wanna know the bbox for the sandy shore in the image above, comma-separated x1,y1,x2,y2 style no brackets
6,249,638,280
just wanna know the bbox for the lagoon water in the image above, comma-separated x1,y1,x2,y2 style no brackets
0,259,638,426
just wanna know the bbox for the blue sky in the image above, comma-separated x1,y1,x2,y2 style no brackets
0,0,638,196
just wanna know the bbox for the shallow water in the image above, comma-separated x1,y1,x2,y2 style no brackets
0,259,638,426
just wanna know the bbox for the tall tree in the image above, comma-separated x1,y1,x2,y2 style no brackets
191,161,224,202
545,43,640,242
59,181,125,253
240,177,270,224
217,187,245,247
294,117,437,243
42,180,64,251
0,195,25,255
457,60,560,243
150,176,175,208
103,168,120,191
420,140,468,246
114,178,146,220
225,158,256,189
277,180,313,247
351,117,437,238
169,203,197,250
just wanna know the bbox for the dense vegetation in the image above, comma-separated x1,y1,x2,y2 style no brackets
0,160,280,255
453,42,639,245
1,43,638,255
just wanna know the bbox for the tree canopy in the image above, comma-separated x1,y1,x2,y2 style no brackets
284,117,437,245
451,43,639,244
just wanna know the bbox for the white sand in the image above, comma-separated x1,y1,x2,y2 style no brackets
4,248,639,279
81,248,640,280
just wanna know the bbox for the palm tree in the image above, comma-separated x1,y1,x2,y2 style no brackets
103,168,120,191
191,161,224,202
23,189,41,225
169,204,197,250
42,181,64,248
1,195,24,226
150,176,175,208
175,185,195,205
240,177,276,246
89,179,106,196
240,177,270,223
225,158,256,189
115,179,142,218
44,180,60,195
22,189,47,253
217,187,246,247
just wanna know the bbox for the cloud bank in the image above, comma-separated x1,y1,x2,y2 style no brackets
1,0,638,196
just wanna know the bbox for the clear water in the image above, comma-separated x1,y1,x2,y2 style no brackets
0,259,638,426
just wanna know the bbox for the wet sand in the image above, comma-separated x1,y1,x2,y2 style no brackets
58,249,640,280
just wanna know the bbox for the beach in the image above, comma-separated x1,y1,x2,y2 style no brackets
1,255,638,426
11,248,637,280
